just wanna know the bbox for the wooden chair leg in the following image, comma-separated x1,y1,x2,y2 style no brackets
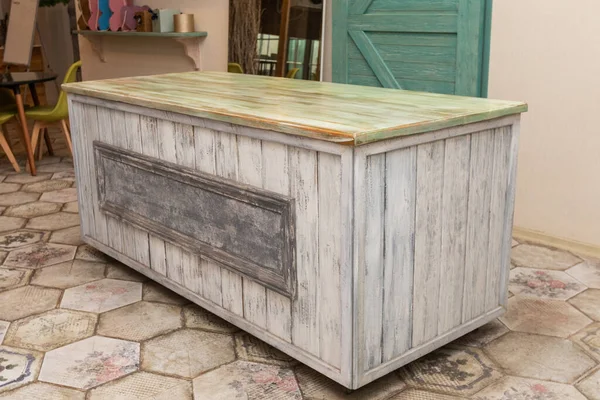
60,119,74,157
0,124,20,173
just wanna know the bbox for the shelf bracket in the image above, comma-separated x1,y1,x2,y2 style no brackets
174,37,205,71
85,36,107,63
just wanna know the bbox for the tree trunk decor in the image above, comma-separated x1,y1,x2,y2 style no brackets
228,0,262,75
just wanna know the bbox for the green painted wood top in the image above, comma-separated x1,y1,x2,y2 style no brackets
63,71,527,145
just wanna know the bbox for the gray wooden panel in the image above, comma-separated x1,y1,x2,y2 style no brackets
486,127,512,311
94,142,296,297
290,147,320,355
437,135,470,334
363,153,385,370
382,146,416,362
412,140,445,346
462,130,494,322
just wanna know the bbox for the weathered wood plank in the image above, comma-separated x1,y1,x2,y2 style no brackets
412,140,445,346
318,152,343,368
236,135,267,327
174,123,196,168
263,140,292,342
382,146,416,361
462,130,494,322
201,256,223,306
68,101,92,237
438,135,470,334
165,242,185,285
290,147,319,355
363,153,385,369
183,251,203,296
148,235,167,276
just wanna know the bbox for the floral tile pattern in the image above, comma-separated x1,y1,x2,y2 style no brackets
484,332,595,383
3,201,62,219
98,301,181,341
193,361,301,400
576,368,600,400
509,268,586,300
0,346,42,394
88,371,192,400
26,212,80,231
399,346,502,396
0,286,61,321
61,279,142,313
0,230,47,251
38,336,140,390
474,376,588,400
296,365,406,400
0,216,26,233
4,243,76,269
0,268,32,291
49,226,84,246
142,329,235,378
235,332,296,367
511,244,582,270
455,320,509,347
3,309,96,351
183,304,238,333
572,323,600,362
500,296,592,337
0,381,86,399
31,260,105,289
567,259,600,289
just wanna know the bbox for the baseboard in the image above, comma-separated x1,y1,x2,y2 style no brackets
513,226,600,260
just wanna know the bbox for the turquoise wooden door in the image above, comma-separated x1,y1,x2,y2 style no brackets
332,0,493,97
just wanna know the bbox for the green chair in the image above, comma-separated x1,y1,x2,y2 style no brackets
286,68,300,79
0,112,19,172
26,60,82,159
228,63,244,74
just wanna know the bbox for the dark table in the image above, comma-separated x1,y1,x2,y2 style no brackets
0,72,58,175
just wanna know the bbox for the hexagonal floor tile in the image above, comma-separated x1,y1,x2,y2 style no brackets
0,268,32,291
52,170,76,182
509,268,587,300
0,321,9,344
98,301,181,341
37,163,74,173
0,286,61,321
0,216,26,233
31,259,105,289
511,244,582,270
0,382,85,399
4,243,76,269
0,346,42,394
567,259,600,289
3,201,62,219
62,201,79,213
61,278,142,313
88,371,192,400
3,174,52,184
39,335,140,390
297,364,405,400
0,252,5,265
473,376,587,400
570,289,600,321
183,304,238,333
576,369,600,400
235,332,296,367
390,389,462,399
106,262,147,282
0,183,20,194
193,361,302,400
27,212,80,231
22,179,71,193
49,226,83,246
454,319,509,348
399,345,502,396
40,188,78,204
3,309,97,351
142,329,235,378
37,157,62,166
143,281,189,305
500,296,592,337
0,230,47,251
484,332,595,383
75,244,111,263
0,192,39,207
572,323,600,362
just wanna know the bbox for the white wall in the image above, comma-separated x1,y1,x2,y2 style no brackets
488,0,600,248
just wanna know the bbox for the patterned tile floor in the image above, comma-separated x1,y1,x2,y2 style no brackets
0,136,599,399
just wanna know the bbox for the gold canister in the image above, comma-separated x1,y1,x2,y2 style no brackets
174,13,195,33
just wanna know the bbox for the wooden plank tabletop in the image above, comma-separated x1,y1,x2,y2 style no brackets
63,71,527,145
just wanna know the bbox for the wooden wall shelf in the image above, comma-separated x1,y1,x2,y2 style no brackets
74,30,208,70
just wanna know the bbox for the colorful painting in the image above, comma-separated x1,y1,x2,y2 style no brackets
97,0,112,31
108,0,130,31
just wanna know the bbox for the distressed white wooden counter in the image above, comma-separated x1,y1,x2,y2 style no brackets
64,72,527,389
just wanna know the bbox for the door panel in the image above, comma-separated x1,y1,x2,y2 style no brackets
333,0,491,97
